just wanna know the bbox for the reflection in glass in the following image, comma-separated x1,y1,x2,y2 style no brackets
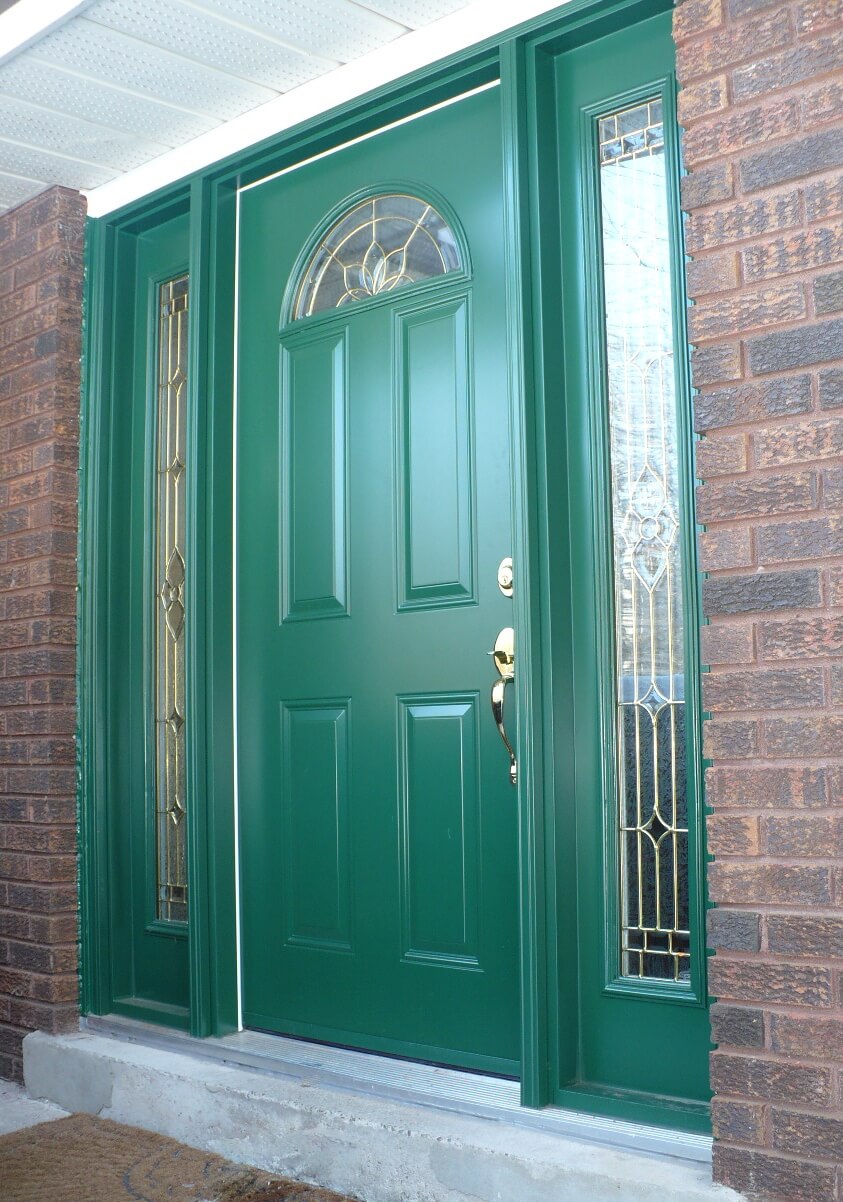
155,274,188,924
599,100,689,982
294,193,461,319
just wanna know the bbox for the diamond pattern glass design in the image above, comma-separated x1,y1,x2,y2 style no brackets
155,274,188,924
598,100,690,982
294,193,461,319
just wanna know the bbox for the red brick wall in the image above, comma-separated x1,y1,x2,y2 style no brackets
0,187,85,1083
675,0,843,1198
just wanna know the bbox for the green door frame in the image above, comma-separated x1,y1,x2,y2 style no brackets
79,0,702,1120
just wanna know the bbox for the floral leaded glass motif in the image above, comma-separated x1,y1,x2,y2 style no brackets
598,99,690,983
293,193,461,319
155,274,188,924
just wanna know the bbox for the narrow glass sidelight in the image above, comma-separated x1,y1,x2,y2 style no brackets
154,274,189,924
597,99,689,983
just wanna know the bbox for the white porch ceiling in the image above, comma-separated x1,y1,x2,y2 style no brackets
0,0,566,218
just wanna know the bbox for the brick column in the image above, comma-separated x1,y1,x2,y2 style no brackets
675,1,843,1198
0,187,85,1082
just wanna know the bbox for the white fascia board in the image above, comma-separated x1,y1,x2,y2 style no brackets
85,0,569,217
0,0,98,67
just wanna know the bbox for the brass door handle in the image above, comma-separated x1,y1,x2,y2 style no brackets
489,627,516,786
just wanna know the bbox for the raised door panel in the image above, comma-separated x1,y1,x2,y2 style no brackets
280,328,348,622
281,700,352,951
398,694,480,968
395,296,474,610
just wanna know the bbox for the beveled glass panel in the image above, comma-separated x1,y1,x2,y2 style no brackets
294,193,461,319
155,274,188,924
598,99,689,983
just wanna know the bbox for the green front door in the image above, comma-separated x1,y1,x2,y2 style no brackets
236,86,520,1074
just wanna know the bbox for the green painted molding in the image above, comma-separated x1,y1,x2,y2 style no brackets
500,35,550,1109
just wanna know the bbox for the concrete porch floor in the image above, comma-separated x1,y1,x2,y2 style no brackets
0,1080,67,1135
22,1025,745,1202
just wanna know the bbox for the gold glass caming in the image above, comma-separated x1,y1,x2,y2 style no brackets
155,275,188,924
294,193,461,319
598,100,690,982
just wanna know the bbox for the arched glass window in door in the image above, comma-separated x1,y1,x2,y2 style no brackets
293,193,462,319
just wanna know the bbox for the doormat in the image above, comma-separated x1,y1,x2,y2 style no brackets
0,1113,358,1202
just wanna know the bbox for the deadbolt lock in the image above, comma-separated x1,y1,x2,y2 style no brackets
497,556,514,597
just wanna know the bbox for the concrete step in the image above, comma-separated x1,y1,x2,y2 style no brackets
24,1028,745,1202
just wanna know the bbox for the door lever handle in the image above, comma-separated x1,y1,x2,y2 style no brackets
489,627,516,786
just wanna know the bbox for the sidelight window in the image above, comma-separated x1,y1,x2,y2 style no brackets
154,274,189,924
597,98,690,983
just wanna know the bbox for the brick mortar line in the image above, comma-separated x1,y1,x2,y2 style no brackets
693,362,838,385
697,475,836,491
689,263,843,297
703,555,843,569
681,95,843,135
0,317,86,356
695,188,842,221
678,65,841,104
705,760,843,769
682,165,841,209
703,611,843,623
713,1092,843,1110
674,14,819,55
711,940,843,951
711,1049,843,1066
689,320,843,353
9,254,84,290
713,906,843,916
713,1139,843,1166
750,651,843,664
695,712,838,720
0,242,80,278
698,445,843,464
700,517,842,531
679,80,843,130
0,455,80,472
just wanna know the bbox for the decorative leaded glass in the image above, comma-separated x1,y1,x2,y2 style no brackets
293,193,461,319
598,99,690,983
155,274,188,924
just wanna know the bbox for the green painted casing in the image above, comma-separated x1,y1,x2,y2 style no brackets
78,0,709,1129
81,202,192,1028
551,11,710,1124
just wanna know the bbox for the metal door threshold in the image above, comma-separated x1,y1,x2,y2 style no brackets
82,1015,711,1164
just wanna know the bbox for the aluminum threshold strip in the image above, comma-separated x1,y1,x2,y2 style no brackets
83,1015,711,1164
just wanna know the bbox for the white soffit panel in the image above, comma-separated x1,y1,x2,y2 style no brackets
360,0,476,25
189,0,409,60
0,58,220,145
31,22,279,117
0,139,116,189
0,170,47,210
0,93,170,169
0,0,569,218
86,0,338,89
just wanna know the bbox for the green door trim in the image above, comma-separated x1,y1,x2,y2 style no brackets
552,26,710,1126
499,35,550,1109
78,0,703,1124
